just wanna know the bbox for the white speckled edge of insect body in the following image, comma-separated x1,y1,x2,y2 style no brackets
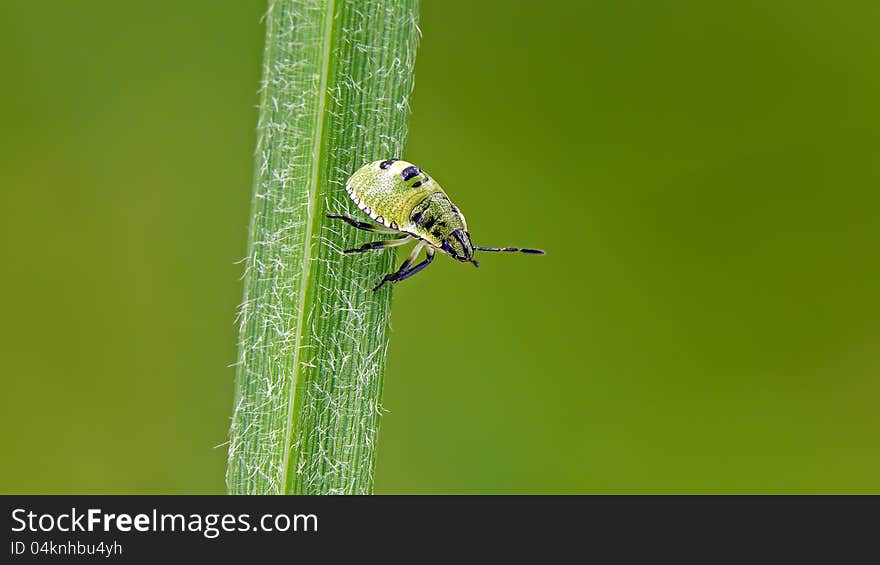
346,182,394,227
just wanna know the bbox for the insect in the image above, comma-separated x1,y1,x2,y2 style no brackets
328,159,544,291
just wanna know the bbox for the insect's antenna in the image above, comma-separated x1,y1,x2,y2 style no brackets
474,246,545,255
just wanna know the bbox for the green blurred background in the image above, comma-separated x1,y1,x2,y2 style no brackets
2,1,878,493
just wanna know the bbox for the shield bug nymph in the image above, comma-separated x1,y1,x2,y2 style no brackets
328,159,544,291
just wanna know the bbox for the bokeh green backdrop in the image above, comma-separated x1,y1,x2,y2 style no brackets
2,1,878,493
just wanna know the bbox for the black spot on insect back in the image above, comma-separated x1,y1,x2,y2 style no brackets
411,181,423,188
401,166,421,181
379,159,396,169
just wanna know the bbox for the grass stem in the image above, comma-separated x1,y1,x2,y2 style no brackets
227,0,421,495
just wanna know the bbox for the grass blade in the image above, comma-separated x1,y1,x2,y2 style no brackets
227,0,421,495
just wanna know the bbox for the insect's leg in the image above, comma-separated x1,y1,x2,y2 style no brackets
344,235,412,254
392,247,436,283
373,244,435,292
373,241,425,291
326,214,398,234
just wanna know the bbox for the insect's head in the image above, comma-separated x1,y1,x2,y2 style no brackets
441,228,479,267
